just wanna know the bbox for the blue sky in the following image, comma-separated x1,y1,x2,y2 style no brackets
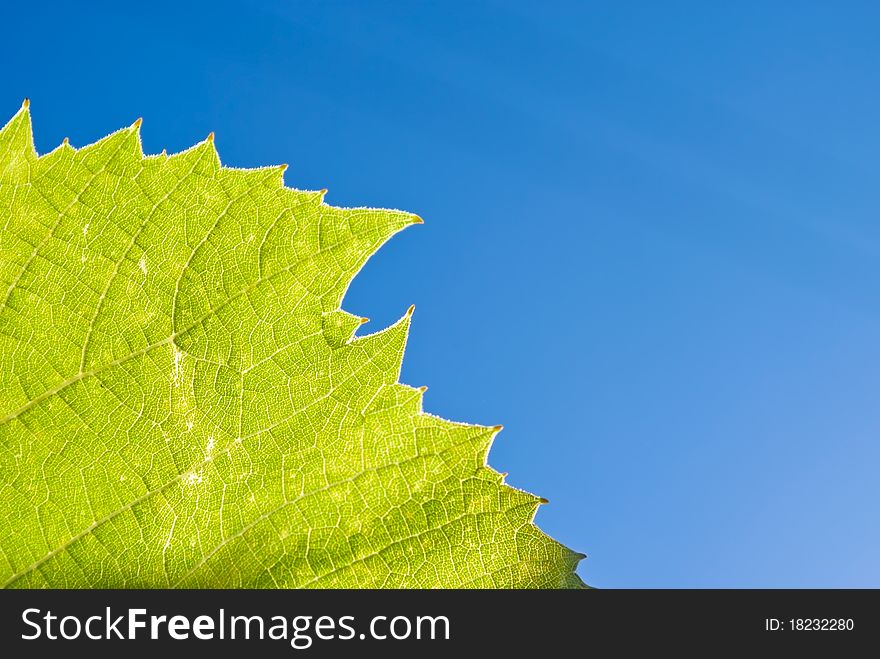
4,1,879,587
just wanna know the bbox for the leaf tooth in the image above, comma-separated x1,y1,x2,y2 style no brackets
320,309,367,348
203,134,221,170
316,207,423,310
0,102,37,176
221,164,288,191
167,133,221,174
129,118,145,159
74,127,143,171
272,164,289,186
344,308,413,386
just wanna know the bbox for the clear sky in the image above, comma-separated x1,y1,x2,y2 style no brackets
4,1,879,587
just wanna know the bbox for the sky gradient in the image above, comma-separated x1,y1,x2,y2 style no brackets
3,1,879,587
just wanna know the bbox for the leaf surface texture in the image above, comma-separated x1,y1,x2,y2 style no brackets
0,104,584,588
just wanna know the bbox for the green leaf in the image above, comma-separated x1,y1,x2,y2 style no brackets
0,102,585,588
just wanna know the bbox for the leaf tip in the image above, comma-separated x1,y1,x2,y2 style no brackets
492,424,504,433
417,385,428,393
538,497,550,505
279,163,288,172
406,303,416,317
132,117,143,131
206,131,215,143
21,97,30,111
358,316,370,325
61,137,70,147
411,214,424,225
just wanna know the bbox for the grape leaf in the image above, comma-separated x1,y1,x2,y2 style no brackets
0,102,585,588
